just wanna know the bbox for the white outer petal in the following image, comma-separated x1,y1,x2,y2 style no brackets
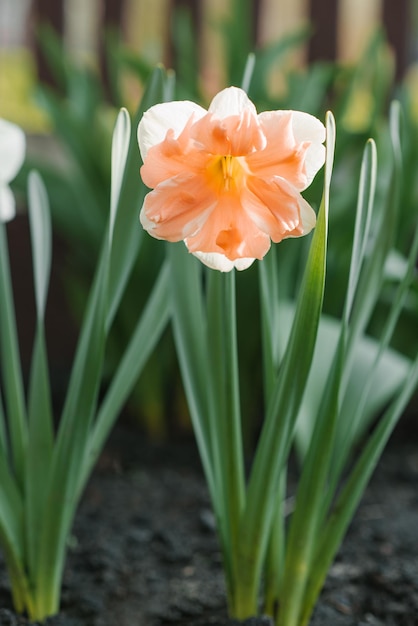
290,111,326,186
192,250,255,272
289,195,316,238
208,86,257,119
0,118,26,184
139,203,159,236
0,185,16,222
138,100,207,161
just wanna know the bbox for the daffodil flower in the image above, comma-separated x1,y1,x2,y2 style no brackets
0,118,26,222
138,86,326,271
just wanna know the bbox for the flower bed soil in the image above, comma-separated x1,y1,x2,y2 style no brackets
0,417,417,626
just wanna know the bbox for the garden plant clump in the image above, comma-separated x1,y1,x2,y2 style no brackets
0,12,417,626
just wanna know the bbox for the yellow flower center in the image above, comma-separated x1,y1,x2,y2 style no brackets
207,155,247,193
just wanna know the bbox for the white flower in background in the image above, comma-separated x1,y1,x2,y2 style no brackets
0,118,26,222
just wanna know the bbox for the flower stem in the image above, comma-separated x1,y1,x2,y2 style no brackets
206,270,246,612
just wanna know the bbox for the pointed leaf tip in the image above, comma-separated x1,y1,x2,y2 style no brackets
28,170,51,321
110,108,131,244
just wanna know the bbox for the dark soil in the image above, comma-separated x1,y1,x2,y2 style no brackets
1,419,418,626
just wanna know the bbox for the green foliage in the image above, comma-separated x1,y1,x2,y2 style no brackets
0,69,171,620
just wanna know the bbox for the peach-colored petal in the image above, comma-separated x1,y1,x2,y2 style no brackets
247,112,310,189
244,175,314,242
141,116,210,189
137,87,325,271
138,100,206,161
256,110,325,188
191,110,266,156
185,191,271,260
140,173,216,242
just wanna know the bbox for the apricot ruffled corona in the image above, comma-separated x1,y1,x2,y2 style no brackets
138,87,325,271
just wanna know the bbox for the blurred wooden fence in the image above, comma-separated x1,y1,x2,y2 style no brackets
0,0,416,116
27,0,413,79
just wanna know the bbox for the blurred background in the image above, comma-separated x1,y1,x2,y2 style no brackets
1,0,418,440
1,0,417,129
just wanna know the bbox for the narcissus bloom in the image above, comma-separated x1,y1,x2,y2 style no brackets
138,87,325,271
0,118,26,222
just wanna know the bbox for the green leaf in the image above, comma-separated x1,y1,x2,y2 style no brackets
293,317,410,462
34,254,108,617
0,454,24,563
79,260,171,494
300,351,418,626
168,244,216,500
27,172,52,321
0,390,7,459
28,70,172,618
110,108,131,243
344,140,376,323
232,112,335,617
26,325,54,578
25,172,54,578
0,221,27,487
347,102,402,348
107,66,169,327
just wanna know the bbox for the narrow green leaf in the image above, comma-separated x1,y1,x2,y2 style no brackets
0,220,27,487
107,66,169,328
329,222,418,493
78,260,171,494
301,353,418,626
241,53,256,93
25,171,55,578
26,325,54,579
0,450,31,612
233,112,335,616
34,257,108,617
0,387,8,459
344,140,376,323
347,101,402,348
110,108,131,243
0,454,24,560
278,324,345,626
27,171,52,321
293,311,410,460
32,71,171,616
169,243,217,501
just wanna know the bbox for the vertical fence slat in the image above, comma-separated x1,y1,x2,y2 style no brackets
34,0,65,85
308,0,338,62
383,0,410,79
99,0,125,98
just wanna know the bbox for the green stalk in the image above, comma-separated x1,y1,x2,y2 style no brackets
258,245,281,402
258,247,286,618
206,270,245,611
263,471,287,617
